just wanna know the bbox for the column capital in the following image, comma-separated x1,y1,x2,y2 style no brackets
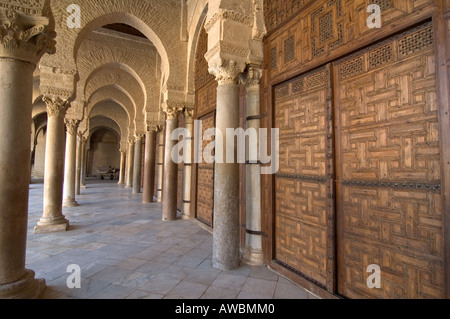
184,107,195,121
162,101,184,120
240,67,262,93
128,137,135,145
64,119,80,136
43,96,70,118
0,6,56,65
208,60,246,85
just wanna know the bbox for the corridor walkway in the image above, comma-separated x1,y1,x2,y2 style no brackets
26,182,317,299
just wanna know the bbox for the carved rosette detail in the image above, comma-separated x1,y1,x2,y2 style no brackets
240,67,262,93
209,60,245,85
0,8,56,64
43,96,70,118
163,101,184,120
65,119,80,136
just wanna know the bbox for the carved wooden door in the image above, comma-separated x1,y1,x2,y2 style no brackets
334,21,444,299
274,64,336,292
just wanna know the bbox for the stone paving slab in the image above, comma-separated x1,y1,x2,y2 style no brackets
26,181,317,300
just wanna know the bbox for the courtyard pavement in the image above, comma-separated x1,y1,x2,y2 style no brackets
26,181,318,299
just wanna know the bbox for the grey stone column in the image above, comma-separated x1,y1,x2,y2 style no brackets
35,97,70,234
241,68,263,266
75,133,83,195
118,151,126,185
162,103,183,221
182,109,194,218
210,62,244,271
156,126,165,202
0,11,55,295
125,138,135,188
63,119,80,207
132,135,144,194
143,129,157,203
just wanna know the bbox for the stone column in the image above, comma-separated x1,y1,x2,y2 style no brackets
118,150,126,185
0,4,56,298
132,135,144,194
241,68,263,266
63,119,80,207
35,97,70,234
125,138,135,188
81,137,87,189
162,103,183,221
75,133,83,196
210,61,244,270
182,109,194,218
143,129,157,203
156,126,165,202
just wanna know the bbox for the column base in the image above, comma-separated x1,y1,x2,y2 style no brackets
63,199,79,208
0,270,46,299
212,259,240,271
241,248,264,266
81,185,87,189
34,216,70,234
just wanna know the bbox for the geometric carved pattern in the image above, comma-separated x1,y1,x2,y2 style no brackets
371,0,392,11
319,12,334,44
284,36,295,63
263,0,313,33
369,44,393,68
271,47,277,69
340,55,364,79
196,80,217,117
336,21,443,299
274,66,334,289
398,24,433,57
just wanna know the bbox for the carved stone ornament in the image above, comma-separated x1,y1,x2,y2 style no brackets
0,5,56,65
162,101,184,120
65,119,80,136
43,96,70,118
209,60,245,85
184,107,195,121
240,67,262,93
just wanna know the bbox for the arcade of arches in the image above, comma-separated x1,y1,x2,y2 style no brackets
1,0,450,299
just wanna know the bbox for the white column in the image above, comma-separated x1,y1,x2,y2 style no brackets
182,109,194,218
241,67,263,266
156,126,165,202
75,133,83,195
63,119,80,207
35,97,70,234
125,138,135,188
132,135,144,194
143,129,157,203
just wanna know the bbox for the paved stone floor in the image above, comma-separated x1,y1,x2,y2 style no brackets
26,181,318,299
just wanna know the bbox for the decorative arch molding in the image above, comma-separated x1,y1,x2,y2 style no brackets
85,67,145,116
40,1,186,91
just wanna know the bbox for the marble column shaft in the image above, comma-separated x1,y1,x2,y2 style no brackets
125,140,135,188
132,135,144,194
182,111,194,218
118,151,126,185
75,134,83,196
36,97,70,233
63,119,80,207
143,130,156,203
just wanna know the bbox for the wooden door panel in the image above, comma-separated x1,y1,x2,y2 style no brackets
196,112,215,227
335,21,444,299
274,65,335,291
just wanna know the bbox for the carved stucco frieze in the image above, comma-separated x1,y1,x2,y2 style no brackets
0,4,56,65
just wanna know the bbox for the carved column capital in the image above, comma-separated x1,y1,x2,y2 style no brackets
0,7,56,65
240,67,262,93
43,96,70,118
209,60,246,85
184,107,195,122
128,137,135,145
64,119,80,136
162,101,184,120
